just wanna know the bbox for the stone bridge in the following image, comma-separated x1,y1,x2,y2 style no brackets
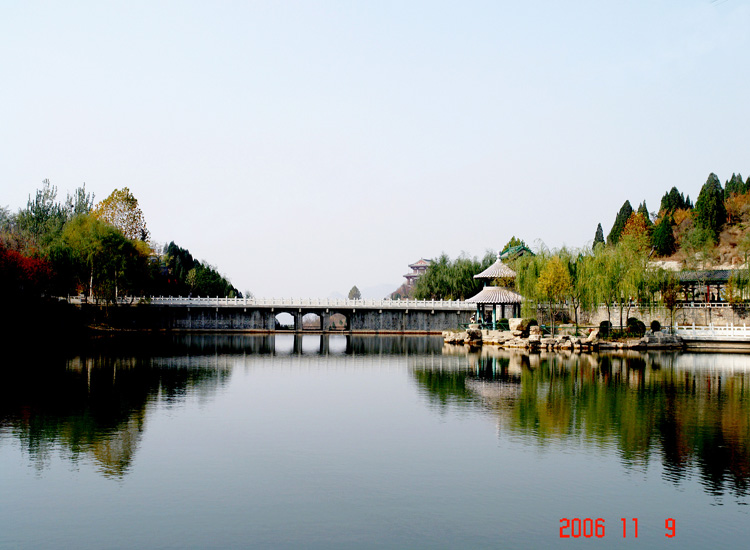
70,296,474,333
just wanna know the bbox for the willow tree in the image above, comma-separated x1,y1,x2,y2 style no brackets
588,244,620,328
537,257,571,336
558,247,595,332
512,247,550,319
617,213,652,325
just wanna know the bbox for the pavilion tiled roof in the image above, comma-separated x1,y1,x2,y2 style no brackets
677,270,734,283
473,254,517,279
466,286,523,304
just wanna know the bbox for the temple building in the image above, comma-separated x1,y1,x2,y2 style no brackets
403,258,432,287
466,253,523,327
498,244,535,262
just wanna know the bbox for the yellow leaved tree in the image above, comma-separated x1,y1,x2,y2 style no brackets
93,188,150,241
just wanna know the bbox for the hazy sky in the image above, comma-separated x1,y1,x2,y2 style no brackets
3,1,749,298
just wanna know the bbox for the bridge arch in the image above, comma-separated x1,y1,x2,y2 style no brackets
274,311,296,331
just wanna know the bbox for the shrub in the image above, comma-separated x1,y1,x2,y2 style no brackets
627,317,646,336
650,320,661,333
497,318,510,331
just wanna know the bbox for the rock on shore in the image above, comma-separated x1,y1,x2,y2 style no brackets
442,328,683,351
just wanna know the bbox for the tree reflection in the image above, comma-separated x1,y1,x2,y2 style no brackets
412,350,750,499
0,345,231,479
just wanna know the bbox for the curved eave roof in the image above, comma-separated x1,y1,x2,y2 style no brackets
473,258,517,279
466,286,523,304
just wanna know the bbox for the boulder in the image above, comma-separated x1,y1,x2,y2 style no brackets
586,329,599,342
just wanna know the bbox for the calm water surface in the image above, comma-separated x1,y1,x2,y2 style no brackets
2,334,749,549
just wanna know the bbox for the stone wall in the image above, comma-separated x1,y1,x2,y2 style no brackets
538,304,750,328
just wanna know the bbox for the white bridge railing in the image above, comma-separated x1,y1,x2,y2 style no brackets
67,295,474,310
675,323,750,341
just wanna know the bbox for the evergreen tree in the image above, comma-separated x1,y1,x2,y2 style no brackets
652,215,676,256
348,285,362,300
659,187,691,214
725,173,745,197
593,223,605,247
607,200,633,245
163,241,239,297
637,201,652,227
694,173,726,243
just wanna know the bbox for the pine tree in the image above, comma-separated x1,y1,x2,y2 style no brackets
607,200,633,245
652,215,676,256
637,201,652,227
593,223,605,247
694,173,726,243
659,187,691,214
725,173,745,198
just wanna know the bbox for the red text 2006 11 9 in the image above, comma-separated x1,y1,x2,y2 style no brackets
559,518,676,539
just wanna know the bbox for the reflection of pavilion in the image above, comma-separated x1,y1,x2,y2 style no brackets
466,253,523,328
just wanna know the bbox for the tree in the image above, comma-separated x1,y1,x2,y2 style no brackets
621,212,650,246
658,272,680,329
413,251,494,300
659,187,691,214
617,232,651,325
537,257,571,336
65,184,95,217
694,173,726,243
724,173,745,198
593,223,604,248
58,214,150,303
559,248,594,332
502,236,526,253
637,201,652,227
607,200,633,245
348,285,362,300
651,215,676,256
162,241,240,297
93,187,150,241
15,179,68,252
682,226,715,269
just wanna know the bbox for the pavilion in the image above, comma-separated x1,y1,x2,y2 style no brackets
466,253,523,328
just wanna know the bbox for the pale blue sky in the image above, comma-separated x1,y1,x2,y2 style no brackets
2,1,749,297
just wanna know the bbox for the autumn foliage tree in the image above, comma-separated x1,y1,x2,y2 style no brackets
93,187,150,241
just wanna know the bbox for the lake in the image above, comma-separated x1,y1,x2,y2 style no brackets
1,334,749,549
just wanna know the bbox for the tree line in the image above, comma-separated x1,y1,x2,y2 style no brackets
598,172,750,257
1,180,240,305
412,172,750,328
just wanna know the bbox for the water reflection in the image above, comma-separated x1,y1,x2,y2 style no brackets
412,348,750,500
5,333,749,502
1,334,442,479
0,344,232,478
